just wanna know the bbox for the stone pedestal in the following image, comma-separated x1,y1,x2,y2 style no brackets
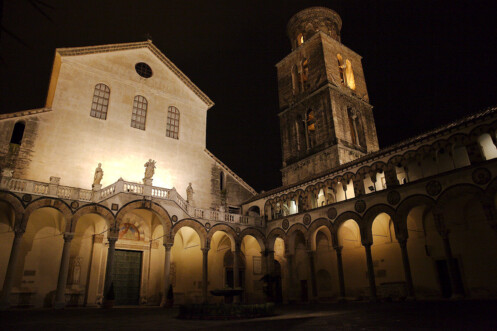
49,176,60,196
143,178,153,196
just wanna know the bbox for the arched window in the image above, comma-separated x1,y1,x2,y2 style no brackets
306,109,317,148
337,54,346,85
90,83,110,120
10,121,25,145
131,95,147,130
347,108,358,145
301,58,309,91
297,33,304,46
345,59,356,90
166,106,180,139
291,65,299,95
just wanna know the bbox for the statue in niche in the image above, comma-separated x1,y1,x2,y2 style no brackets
186,182,194,205
144,159,156,179
93,163,103,186
68,257,82,285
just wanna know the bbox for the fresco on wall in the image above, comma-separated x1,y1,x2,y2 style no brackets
119,223,140,241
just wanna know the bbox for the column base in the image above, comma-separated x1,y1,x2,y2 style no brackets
337,296,347,303
405,296,416,301
53,301,66,309
450,293,464,300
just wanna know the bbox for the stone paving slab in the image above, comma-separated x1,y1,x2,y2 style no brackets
1,300,497,330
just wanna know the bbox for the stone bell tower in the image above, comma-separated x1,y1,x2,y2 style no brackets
277,7,379,186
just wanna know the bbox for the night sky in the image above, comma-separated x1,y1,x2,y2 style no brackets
1,0,497,193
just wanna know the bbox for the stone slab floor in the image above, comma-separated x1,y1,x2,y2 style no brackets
1,301,497,330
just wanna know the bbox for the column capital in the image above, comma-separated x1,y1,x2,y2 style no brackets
107,236,118,244
63,233,74,242
13,227,25,238
163,242,173,250
333,245,343,253
362,241,373,248
201,247,210,254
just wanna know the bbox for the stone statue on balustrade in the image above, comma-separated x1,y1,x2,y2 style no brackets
186,182,195,206
93,163,103,190
143,159,156,185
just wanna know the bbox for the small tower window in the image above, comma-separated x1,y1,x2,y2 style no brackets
301,58,309,90
345,59,356,90
297,33,304,46
291,65,299,95
337,54,346,85
10,121,25,145
306,109,317,149
131,95,148,130
90,83,110,120
166,106,180,139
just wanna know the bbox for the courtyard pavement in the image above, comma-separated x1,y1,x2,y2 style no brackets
1,300,497,330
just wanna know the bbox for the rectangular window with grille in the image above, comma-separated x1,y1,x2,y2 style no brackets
131,95,147,130
90,84,110,120
166,106,180,139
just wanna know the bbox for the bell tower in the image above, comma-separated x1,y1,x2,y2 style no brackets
277,7,379,186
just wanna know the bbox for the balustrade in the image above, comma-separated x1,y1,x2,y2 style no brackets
1,176,262,227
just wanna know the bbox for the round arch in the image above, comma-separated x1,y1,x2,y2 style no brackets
0,191,25,229
115,200,172,236
266,228,286,252
171,219,208,248
286,223,307,254
207,224,238,250
363,204,396,242
239,227,266,252
22,197,72,231
305,218,333,250
70,203,114,232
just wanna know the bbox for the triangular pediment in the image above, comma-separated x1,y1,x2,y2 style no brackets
55,41,214,109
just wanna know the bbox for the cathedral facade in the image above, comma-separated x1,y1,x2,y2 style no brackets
1,7,497,308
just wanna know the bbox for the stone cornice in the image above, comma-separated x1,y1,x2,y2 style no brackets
0,107,52,121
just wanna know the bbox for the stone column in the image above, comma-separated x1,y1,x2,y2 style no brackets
233,241,241,303
434,214,464,298
267,250,275,275
334,245,346,299
103,236,117,304
398,239,415,298
54,233,74,309
307,250,318,301
201,246,209,303
363,243,377,301
0,228,25,309
441,232,464,298
285,253,294,302
160,243,173,307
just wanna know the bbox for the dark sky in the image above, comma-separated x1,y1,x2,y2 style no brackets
1,0,497,193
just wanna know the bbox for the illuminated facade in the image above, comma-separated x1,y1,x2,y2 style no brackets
1,7,497,308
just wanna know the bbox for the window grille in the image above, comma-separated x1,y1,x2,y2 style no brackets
131,95,148,130
90,84,110,120
166,106,180,139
